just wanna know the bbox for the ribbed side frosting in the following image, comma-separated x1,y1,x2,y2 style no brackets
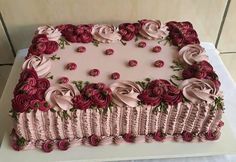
14,102,223,147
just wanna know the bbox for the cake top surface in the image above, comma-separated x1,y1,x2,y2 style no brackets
11,20,224,114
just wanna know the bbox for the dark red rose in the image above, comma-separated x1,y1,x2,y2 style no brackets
29,99,41,110
37,78,50,90
181,21,193,29
76,24,93,34
195,70,207,79
57,139,70,151
205,130,220,141
14,82,25,96
185,36,200,45
32,34,48,44
44,41,59,54
72,95,91,110
198,61,213,73
33,88,46,100
82,83,112,108
64,33,78,43
182,67,195,79
182,131,194,142
163,85,182,105
123,133,136,143
28,42,47,56
88,134,101,146
20,68,38,81
39,101,51,112
25,77,37,86
119,23,140,41
12,94,30,112
80,32,93,43
138,89,161,106
148,79,170,89
212,79,221,89
56,24,76,33
182,29,198,38
42,140,54,153
24,86,37,95
153,131,166,142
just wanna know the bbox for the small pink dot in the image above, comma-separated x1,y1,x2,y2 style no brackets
89,69,100,77
152,46,162,53
66,63,77,70
154,60,164,68
104,48,114,55
76,46,86,53
58,77,69,84
111,72,120,80
128,60,138,67
138,41,146,48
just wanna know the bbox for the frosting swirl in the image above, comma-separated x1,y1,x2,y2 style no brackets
110,81,142,107
22,55,51,78
179,78,218,104
92,24,121,43
139,20,169,40
179,44,208,65
36,25,61,42
45,84,78,111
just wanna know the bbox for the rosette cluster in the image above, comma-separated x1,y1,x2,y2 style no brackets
12,68,51,112
138,79,183,106
166,21,200,48
27,26,61,58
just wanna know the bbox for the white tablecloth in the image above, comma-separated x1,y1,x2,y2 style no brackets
0,43,235,162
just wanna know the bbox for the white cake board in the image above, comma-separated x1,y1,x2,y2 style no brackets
1,43,236,162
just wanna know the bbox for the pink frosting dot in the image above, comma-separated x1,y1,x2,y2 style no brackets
152,45,162,53
111,72,120,80
128,60,138,67
154,60,164,68
58,77,69,84
66,63,77,70
105,48,114,55
76,46,86,53
138,41,146,48
89,69,100,77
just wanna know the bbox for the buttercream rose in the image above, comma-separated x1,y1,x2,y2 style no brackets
44,41,59,54
12,94,31,112
32,34,48,44
19,68,38,81
82,83,112,108
37,78,50,90
92,24,121,43
118,23,140,41
36,25,62,42
72,94,92,110
179,44,208,65
22,55,51,78
28,42,47,56
45,84,78,111
110,81,142,107
139,19,169,40
163,84,183,105
179,78,219,104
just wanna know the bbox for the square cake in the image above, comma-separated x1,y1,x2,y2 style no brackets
10,20,224,152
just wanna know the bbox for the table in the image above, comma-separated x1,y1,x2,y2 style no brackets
0,43,236,162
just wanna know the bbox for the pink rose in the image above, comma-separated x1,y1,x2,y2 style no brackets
72,95,92,110
123,133,136,143
163,85,183,105
88,134,101,146
57,139,70,151
44,41,59,54
32,34,48,44
28,42,47,56
37,78,50,90
153,131,166,142
12,94,30,112
182,131,194,142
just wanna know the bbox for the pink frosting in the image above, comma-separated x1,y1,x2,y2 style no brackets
110,81,142,107
22,55,51,77
179,78,218,104
179,44,208,65
139,20,169,40
36,25,62,42
92,24,121,43
45,84,78,111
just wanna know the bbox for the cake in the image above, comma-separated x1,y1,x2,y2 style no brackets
9,20,224,152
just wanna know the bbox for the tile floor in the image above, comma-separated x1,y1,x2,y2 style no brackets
0,54,235,98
